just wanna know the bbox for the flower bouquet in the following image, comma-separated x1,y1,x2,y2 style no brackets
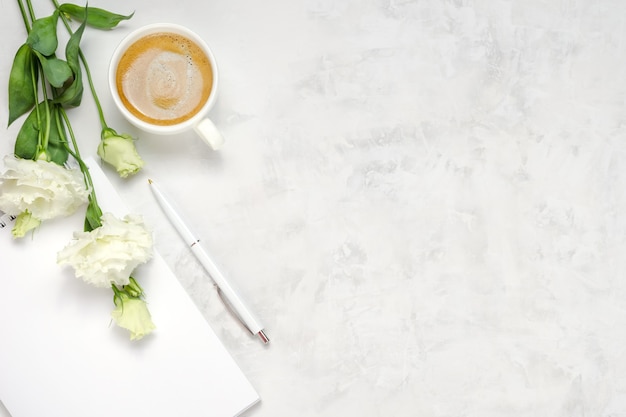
0,0,156,340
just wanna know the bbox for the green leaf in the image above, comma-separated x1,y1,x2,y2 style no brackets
8,43,38,126
14,105,41,160
58,3,134,29
53,16,86,106
26,12,59,56
84,197,103,231
34,51,72,88
14,101,68,164
46,105,68,165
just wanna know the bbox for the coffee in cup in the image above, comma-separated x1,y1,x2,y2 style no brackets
109,23,224,149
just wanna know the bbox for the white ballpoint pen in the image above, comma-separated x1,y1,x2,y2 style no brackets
149,179,269,344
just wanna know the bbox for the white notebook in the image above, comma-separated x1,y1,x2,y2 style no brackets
0,158,260,417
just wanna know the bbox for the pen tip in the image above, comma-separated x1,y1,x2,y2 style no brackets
258,330,270,344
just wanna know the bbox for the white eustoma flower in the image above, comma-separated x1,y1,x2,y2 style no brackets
57,212,153,287
0,155,89,221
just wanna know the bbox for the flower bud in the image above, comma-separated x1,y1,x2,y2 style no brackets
11,211,41,238
111,291,156,340
97,128,144,178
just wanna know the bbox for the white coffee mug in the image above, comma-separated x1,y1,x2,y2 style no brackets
108,23,224,150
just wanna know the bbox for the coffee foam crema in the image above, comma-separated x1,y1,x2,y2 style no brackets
116,32,213,126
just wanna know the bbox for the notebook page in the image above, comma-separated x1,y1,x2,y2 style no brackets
0,157,259,417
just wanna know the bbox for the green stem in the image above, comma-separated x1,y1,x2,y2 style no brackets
27,53,44,156
25,0,35,22
111,284,124,307
39,69,51,153
52,0,108,130
57,107,103,231
58,108,100,210
18,0,41,155
16,0,31,32
19,0,52,158
80,50,108,129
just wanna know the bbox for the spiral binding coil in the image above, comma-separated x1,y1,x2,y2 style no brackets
0,210,16,229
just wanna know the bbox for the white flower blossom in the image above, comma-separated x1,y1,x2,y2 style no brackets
57,212,153,287
0,155,89,221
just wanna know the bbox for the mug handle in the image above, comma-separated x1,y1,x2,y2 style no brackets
194,118,225,150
